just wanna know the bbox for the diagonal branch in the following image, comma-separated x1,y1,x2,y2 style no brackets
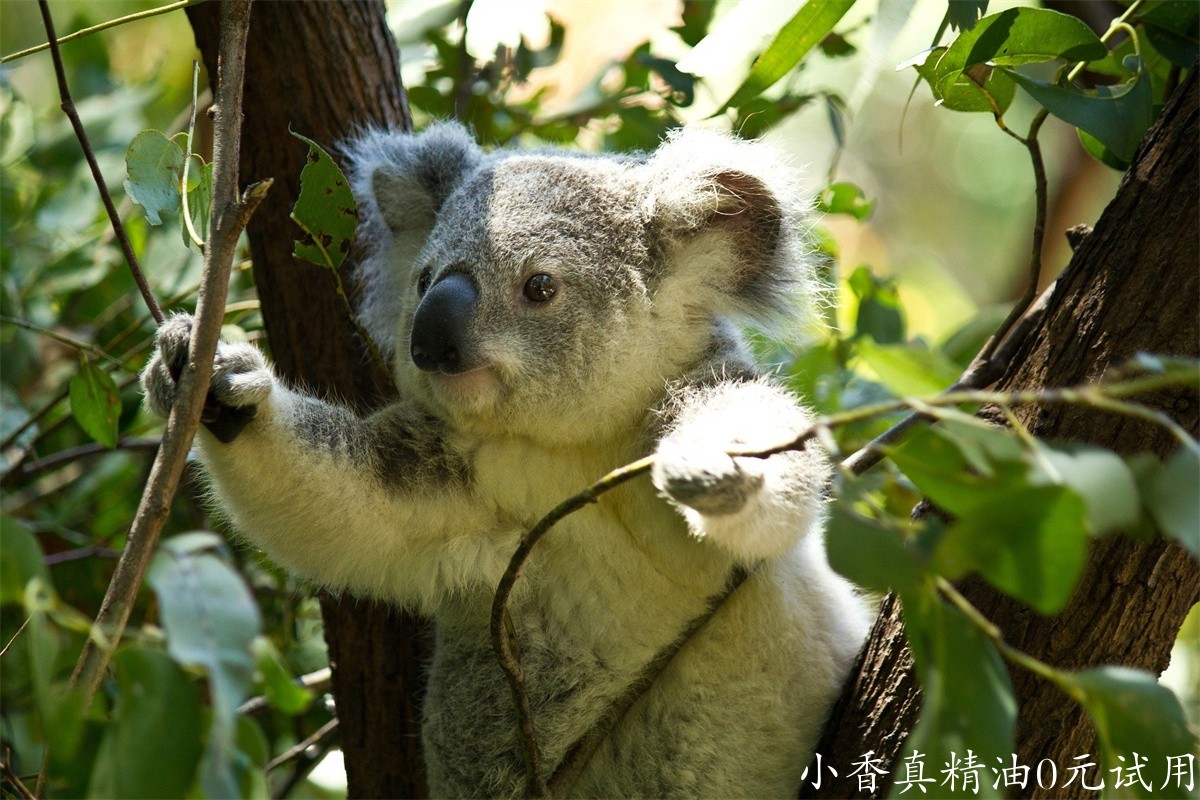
36,0,164,325
38,0,267,793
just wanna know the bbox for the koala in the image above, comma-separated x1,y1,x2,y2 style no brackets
141,122,869,798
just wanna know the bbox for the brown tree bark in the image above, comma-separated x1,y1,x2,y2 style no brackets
187,3,429,797
806,70,1199,798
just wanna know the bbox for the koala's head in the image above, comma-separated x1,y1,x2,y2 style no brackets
344,122,816,442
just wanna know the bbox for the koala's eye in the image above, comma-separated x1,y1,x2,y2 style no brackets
523,273,558,303
416,267,432,298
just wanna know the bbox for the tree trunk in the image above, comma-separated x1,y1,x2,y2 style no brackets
806,69,1199,799
187,3,429,797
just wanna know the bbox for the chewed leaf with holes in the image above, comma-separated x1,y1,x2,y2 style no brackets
291,131,357,270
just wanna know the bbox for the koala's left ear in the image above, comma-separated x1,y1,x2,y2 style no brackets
640,128,813,326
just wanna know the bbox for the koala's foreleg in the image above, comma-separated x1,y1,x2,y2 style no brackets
141,314,503,609
651,378,829,563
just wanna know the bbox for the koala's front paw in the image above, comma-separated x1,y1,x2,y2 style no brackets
141,313,274,442
651,438,764,519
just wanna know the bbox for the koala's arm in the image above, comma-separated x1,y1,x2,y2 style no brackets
141,315,503,610
651,375,829,564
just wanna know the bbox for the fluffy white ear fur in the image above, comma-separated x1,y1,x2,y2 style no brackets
340,122,483,363
638,128,821,336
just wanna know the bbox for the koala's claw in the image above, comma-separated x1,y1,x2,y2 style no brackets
141,313,273,441
651,438,764,518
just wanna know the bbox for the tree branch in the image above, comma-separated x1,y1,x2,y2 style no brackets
39,1,264,793
3,0,203,64
36,0,164,325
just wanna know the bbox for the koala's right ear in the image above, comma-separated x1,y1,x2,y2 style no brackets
340,122,482,364
343,121,482,239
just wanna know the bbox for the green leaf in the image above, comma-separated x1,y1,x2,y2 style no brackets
291,131,357,270
936,486,1088,615
123,129,184,226
857,339,961,398
922,8,1105,116
252,637,313,715
1139,0,1200,68
182,158,213,249
940,7,1106,73
718,0,856,113
1146,447,1200,558
1065,666,1199,799
1004,58,1154,163
900,590,1015,798
87,648,204,800
69,360,121,449
850,266,905,344
826,500,925,597
914,48,1017,114
0,516,50,606
148,534,261,800
1030,442,1142,535
816,181,875,220
1077,127,1130,171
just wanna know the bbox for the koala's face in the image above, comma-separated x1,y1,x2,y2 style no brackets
346,123,812,443
398,156,660,439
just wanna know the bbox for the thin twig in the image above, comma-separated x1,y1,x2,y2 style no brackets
44,1,263,794
181,60,206,249
0,315,125,369
44,546,120,566
264,718,340,773
490,454,654,797
0,618,30,660
0,760,36,800
6,437,161,484
37,0,164,325
271,731,338,800
547,567,751,796
977,108,1050,365
2,0,202,63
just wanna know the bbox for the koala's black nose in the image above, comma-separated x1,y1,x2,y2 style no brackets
411,273,478,374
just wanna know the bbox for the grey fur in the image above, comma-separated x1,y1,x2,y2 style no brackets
141,122,867,799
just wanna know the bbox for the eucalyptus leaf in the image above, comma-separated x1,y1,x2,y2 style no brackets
1146,447,1200,557
69,360,121,449
1029,442,1142,535
87,648,204,800
857,339,960,398
935,486,1088,615
718,0,856,113
825,500,925,597
0,516,50,606
123,129,184,226
182,158,213,250
148,536,261,800
291,131,357,270
1065,666,1199,799
252,637,313,715
1004,59,1154,163
915,46,1016,114
900,589,1015,799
